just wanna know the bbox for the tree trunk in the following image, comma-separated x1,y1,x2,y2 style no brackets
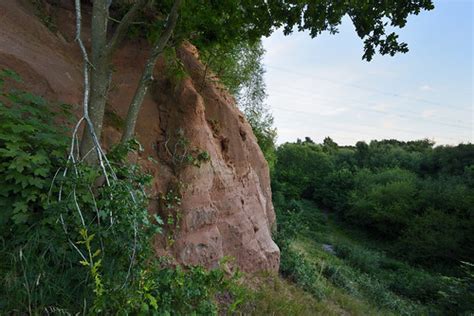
80,0,110,164
121,0,182,143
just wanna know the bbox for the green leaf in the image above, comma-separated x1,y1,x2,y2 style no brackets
12,212,29,224
33,167,49,177
13,200,28,213
153,214,164,225
0,69,22,82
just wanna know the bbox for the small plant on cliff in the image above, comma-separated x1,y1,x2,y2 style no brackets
159,184,183,248
32,0,57,32
164,129,210,171
163,46,188,85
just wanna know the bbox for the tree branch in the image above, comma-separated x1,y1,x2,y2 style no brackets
121,0,183,142
106,0,148,58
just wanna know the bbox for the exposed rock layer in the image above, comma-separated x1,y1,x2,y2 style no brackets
0,0,279,272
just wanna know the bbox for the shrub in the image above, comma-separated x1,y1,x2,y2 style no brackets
0,69,69,227
334,243,383,274
397,208,463,263
346,168,419,238
0,70,243,314
279,248,326,299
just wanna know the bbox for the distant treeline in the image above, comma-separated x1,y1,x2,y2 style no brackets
272,137,474,267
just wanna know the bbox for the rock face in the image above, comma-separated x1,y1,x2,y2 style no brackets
0,1,279,272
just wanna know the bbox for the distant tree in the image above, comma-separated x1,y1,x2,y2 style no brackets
355,141,369,166
346,168,419,238
272,138,474,265
323,137,338,152
273,142,333,199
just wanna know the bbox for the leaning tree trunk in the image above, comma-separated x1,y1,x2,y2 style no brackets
121,0,182,143
79,0,148,164
79,0,110,164
78,0,180,157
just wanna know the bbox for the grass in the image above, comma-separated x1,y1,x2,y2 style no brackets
291,237,424,315
270,200,472,315
238,272,385,316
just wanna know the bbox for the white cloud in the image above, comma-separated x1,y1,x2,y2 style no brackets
419,84,434,92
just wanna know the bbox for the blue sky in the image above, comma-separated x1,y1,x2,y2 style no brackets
262,0,473,146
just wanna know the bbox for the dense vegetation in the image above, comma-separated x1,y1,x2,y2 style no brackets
273,137,474,266
275,200,474,315
271,137,474,314
6,1,473,314
0,70,247,314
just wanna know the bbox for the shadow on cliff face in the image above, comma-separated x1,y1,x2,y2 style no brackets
0,0,279,272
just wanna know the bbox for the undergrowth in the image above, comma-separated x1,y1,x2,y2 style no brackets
273,198,474,315
0,69,243,314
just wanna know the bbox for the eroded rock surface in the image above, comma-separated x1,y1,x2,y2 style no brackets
0,0,279,272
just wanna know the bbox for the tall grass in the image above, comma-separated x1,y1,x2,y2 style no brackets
274,199,473,315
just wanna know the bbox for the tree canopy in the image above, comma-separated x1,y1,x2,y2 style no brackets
272,138,474,265
78,0,435,162
123,0,434,61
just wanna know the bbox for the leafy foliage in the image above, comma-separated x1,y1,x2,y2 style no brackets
274,198,474,315
0,70,69,227
116,0,435,61
164,129,211,172
272,138,474,266
272,137,473,314
0,71,243,314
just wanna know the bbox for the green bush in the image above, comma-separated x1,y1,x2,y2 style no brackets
334,243,383,275
0,70,243,314
346,168,419,238
279,248,326,299
313,167,354,212
274,202,327,300
140,260,244,315
397,208,463,263
0,70,69,227
273,141,334,200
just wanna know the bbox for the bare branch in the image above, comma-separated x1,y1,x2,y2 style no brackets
48,0,145,293
74,0,116,181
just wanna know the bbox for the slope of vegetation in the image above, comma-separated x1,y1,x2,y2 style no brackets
276,199,473,315
272,138,474,315
273,137,474,267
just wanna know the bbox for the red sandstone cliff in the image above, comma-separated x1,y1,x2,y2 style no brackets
0,0,279,272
